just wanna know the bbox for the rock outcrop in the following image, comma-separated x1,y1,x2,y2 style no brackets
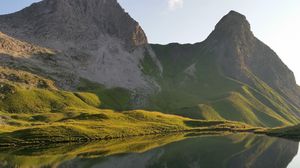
0,0,148,49
0,32,54,57
205,11,300,107
0,0,160,93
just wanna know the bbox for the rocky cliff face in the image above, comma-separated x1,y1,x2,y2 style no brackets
0,0,147,49
0,32,54,57
0,0,160,94
205,11,300,107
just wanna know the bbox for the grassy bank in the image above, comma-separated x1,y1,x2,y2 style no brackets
0,108,260,147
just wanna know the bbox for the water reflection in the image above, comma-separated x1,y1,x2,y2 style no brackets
288,146,300,168
0,133,298,168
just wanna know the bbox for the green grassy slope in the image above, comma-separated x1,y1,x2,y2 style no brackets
149,43,300,127
0,67,257,146
77,78,132,111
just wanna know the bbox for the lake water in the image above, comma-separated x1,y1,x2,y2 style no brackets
0,133,299,168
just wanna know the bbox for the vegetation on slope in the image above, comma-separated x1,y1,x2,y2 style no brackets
0,67,258,147
77,78,131,110
0,105,256,147
149,43,300,127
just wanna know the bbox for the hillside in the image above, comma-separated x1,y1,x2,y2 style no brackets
147,11,300,127
149,42,300,127
0,66,258,146
0,0,299,135
0,0,162,96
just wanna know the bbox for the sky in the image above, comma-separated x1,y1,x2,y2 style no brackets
0,0,300,84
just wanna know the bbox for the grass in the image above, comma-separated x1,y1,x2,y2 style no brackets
0,107,258,146
0,67,261,146
0,84,93,113
0,47,298,148
149,43,300,127
77,78,132,110
0,67,292,168
73,92,101,107
199,87,294,127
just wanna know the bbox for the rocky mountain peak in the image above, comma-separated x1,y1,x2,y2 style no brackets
0,0,148,49
202,11,300,107
0,0,157,93
207,10,253,42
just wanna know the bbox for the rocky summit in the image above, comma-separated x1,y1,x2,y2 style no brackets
206,11,300,108
0,0,148,48
0,0,161,95
150,11,300,126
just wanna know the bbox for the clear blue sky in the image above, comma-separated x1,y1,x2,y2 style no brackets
1,0,300,84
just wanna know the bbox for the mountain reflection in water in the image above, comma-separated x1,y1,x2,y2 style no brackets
0,133,298,168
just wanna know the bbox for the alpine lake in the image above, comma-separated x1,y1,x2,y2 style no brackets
0,132,299,168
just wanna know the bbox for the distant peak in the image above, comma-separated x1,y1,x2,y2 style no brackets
42,0,118,5
216,10,250,33
227,10,246,18
221,10,248,25
207,10,253,41
36,0,119,12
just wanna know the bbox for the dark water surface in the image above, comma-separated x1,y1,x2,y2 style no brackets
0,133,298,168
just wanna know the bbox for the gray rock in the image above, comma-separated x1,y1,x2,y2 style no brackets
0,0,161,95
205,10,300,107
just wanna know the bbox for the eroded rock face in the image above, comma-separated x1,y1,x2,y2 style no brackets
0,0,159,94
0,0,147,49
0,32,54,57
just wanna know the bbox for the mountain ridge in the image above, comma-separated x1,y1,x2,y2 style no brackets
0,0,299,128
207,10,253,41
205,11,300,108
0,0,161,97
148,11,300,126
0,0,148,49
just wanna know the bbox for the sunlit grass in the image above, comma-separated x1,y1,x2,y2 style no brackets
0,66,262,147
149,44,300,127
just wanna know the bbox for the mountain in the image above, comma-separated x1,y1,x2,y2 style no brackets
0,65,254,146
0,0,162,99
0,0,299,133
206,11,300,108
149,11,300,127
0,0,256,146
0,32,54,57
0,0,147,48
